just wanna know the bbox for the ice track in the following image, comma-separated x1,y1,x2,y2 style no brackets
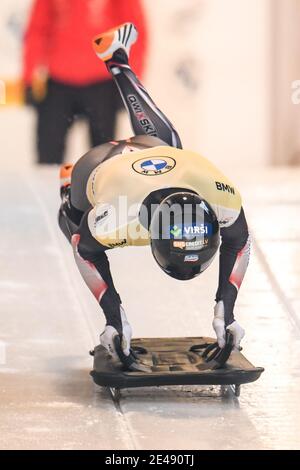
0,167,299,450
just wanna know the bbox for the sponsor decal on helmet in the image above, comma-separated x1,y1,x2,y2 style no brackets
172,239,208,250
170,223,212,239
170,225,182,237
184,255,199,263
185,239,209,250
132,157,176,176
183,223,212,237
173,241,186,249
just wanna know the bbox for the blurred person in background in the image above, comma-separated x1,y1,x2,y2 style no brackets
22,0,147,165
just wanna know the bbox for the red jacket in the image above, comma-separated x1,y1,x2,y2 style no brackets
23,0,148,86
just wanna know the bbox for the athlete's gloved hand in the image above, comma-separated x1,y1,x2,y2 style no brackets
100,325,119,360
100,306,132,360
213,301,245,350
100,325,132,360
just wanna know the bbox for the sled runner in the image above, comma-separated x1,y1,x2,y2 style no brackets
90,334,264,397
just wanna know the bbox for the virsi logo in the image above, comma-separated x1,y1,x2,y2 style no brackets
170,225,182,237
215,181,235,195
171,223,212,239
184,224,209,235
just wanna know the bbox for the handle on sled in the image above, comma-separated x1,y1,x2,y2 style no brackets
113,335,151,372
190,331,234,370
113,335,136,369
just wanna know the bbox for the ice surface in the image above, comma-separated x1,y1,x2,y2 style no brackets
0,167,299,449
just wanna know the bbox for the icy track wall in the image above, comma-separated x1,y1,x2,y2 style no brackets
0,0,271,170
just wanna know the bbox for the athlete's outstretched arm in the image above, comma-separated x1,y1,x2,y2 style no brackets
58,201,123,332
93,24,182,149
71,210,126,335
213,208,250,347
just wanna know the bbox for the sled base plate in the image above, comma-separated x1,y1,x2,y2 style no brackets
90,337,264,389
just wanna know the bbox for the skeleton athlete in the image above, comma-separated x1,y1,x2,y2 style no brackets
58,23,249,368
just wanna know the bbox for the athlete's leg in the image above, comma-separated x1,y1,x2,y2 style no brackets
215,208,250,326
93,23,182,149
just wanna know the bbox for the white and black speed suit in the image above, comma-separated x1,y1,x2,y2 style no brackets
58,51,250,335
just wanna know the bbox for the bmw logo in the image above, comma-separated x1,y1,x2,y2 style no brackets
132,157,176,175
